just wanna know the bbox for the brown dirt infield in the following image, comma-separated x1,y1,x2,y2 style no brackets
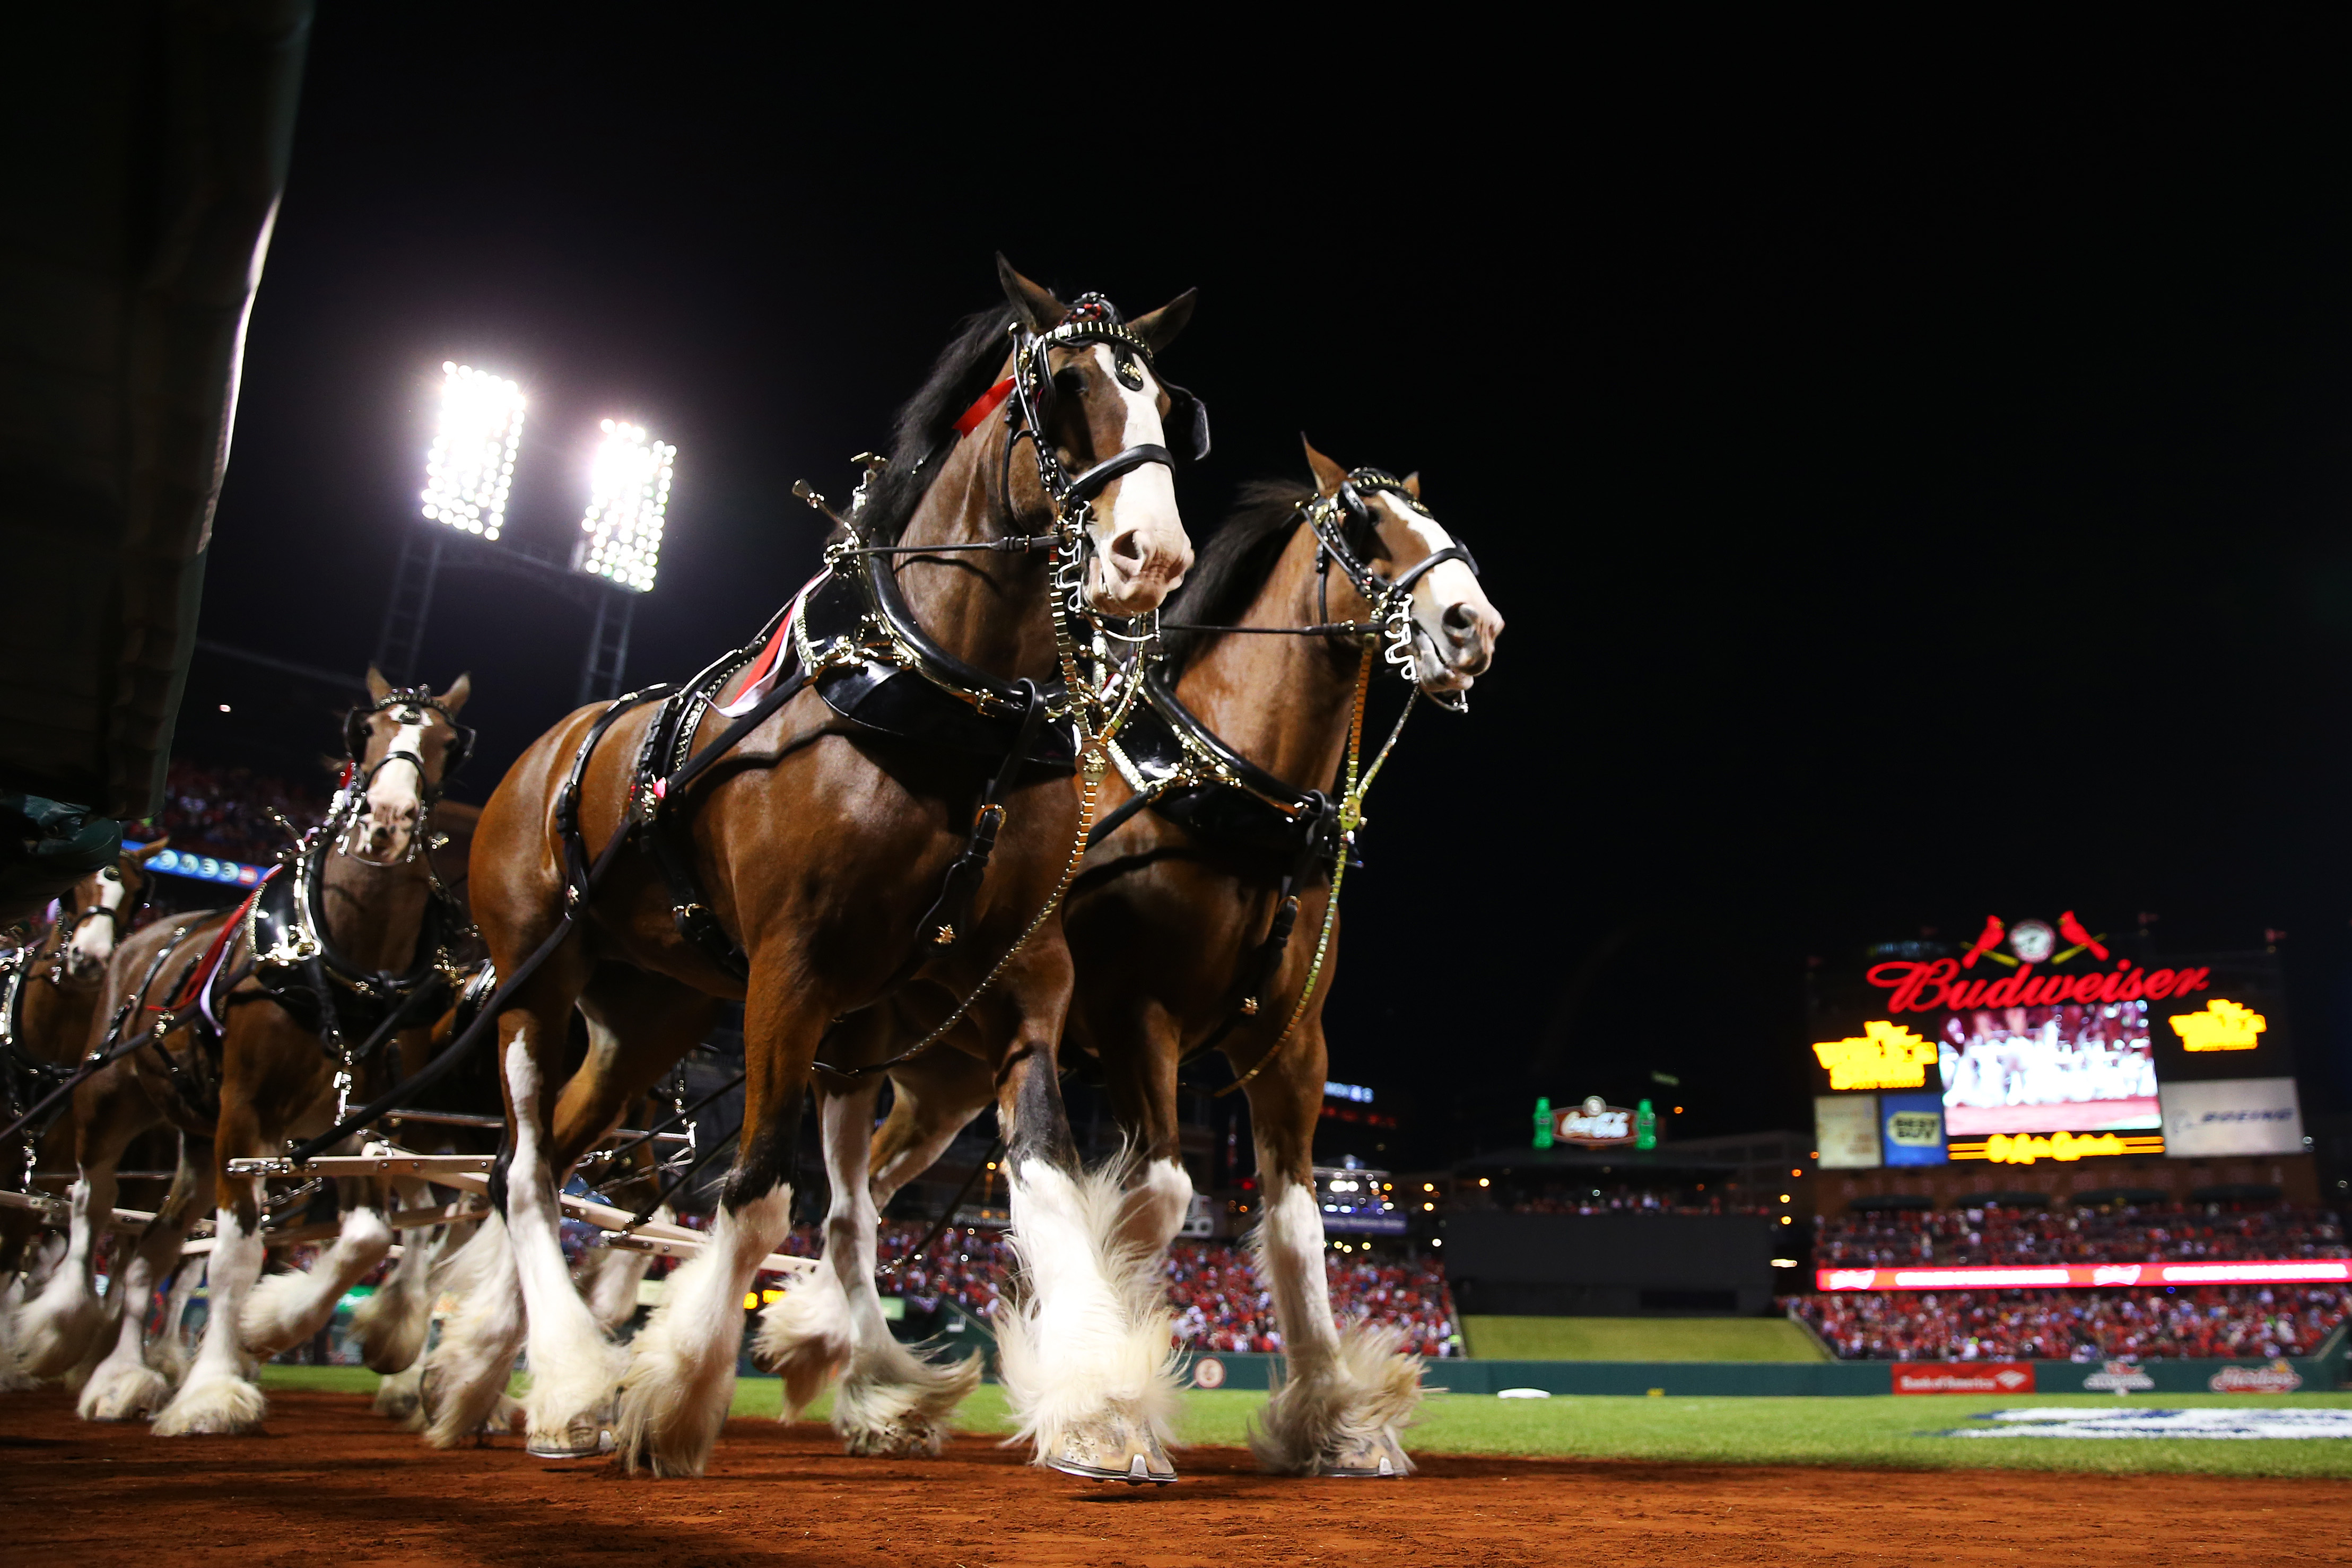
4,1388,2350,1567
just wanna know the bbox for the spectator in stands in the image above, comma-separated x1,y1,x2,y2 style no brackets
1787,1284,2349,1362
1813,1202,2347,1267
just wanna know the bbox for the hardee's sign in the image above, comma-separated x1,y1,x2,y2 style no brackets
1811,1021,1936,1091
2168,998,2266,1052
1866,956,2210,1015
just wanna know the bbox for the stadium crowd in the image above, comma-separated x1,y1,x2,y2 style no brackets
758,1221,1461,1355
156,761,327,864
1505,1182,1775,1217
1789,1284,2350,1362
1814,1203,2348,1267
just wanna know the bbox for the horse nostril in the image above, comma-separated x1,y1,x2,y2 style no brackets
1442,603,1477,636
1110,530,1145,569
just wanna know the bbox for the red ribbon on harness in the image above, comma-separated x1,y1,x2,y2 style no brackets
953,376,1015,437
155,867,276,1016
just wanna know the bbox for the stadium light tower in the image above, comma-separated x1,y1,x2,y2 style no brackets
420,362,525,539
572,419,674,591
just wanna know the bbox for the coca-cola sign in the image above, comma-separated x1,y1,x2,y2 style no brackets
1554,1096,1633,1147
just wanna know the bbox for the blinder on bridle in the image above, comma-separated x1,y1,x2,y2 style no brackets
341,687,476,808
1011,293,1210,496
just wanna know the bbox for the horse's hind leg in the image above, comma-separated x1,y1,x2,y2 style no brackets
613,961,805,1478
760,1048,984,1455
515,964,710,1458
152,1249,205,1386
1242,1017,1418,1479
80,1136,214,1421
989,950,1180,1485
14,1077,143,1381
348,1175,438,1373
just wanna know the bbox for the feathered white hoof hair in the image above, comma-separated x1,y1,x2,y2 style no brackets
834,1338,981,1457
79,1352,170,1422
421,1217,527,1450
751,1269,852,1417
11,1272,102,1382
150,1370,267,1436
1249,1322,1423,1477
992,1159,1181,1475
613,1188,789,1477
240,1209,392,1357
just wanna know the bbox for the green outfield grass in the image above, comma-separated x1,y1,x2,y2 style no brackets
261,1367,2352,1478
1461,1315,1828,1361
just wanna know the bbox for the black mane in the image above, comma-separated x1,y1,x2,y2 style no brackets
855,304,1021,545
1159,478,1313,673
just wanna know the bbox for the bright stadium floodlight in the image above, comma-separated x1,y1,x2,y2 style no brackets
572,418,674,593
420,362,525,539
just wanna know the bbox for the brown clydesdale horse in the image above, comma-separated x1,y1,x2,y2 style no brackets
771,439,1501,1480
420,260,1197,1477
12,671,478,1429
0,839,173,1372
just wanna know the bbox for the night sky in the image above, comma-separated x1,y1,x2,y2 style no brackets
175,16,2352,1166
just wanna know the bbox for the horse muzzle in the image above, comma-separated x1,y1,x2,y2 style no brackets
1087,516,1193,617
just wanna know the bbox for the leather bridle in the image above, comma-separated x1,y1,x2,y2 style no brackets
334,687,476,866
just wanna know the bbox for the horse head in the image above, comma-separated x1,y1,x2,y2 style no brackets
1302,438,1504,699
58,837,168,979
998,257,1197,615
342,668,474,865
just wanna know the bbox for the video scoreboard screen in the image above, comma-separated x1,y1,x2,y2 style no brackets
1807,913,2302,1169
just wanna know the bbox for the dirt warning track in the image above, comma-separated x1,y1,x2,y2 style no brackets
3,1389,2350,1567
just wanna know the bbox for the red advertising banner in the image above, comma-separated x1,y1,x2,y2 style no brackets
1892,1363,2035,1396
1816,1260,2352,1293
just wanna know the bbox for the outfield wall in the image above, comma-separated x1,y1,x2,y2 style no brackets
1172,1349,2347,1396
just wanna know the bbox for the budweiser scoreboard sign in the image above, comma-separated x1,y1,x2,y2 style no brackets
1807,915,2298,1168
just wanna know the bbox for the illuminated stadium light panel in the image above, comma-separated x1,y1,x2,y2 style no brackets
573,419,674,593
420,362,525,539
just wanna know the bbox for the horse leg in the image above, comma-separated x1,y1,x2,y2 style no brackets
241,1171,395,1359
418,1209,527,1447
12,1086,138,1380
511,964,709,1458
1097,1000,1197,1263
151,1104,272,1435
613,961,807,1478
1242,1018,1417,1478
991,964,1180,1484
349,1175,437,1372
153,1248,206,1386
79,1137,214,1420
766,1055,985,1454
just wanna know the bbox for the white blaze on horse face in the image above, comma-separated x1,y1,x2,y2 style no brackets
1083,344,1190,614
356,717,430,860
65,869,127,973
1373,493,1502,694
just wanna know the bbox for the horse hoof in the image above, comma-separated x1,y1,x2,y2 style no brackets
151,1374,267,1437
525,1417,614,1459
1318,1430,1408,1478
1046,1417,1176,1485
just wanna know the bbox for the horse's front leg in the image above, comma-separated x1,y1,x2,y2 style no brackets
990,944,1180,1485
1241,1013,1419,1478
151,1105,271,1435
613,953,811,1477
78,1135,214,1421
240,1165,395,1361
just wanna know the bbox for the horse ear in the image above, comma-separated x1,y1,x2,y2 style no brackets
1130,288,1197,355
996,254,1068,332
365,665,391,702
1402,472,1422,501
1301,434,1348,498
437,672,472,715
132,836,170,861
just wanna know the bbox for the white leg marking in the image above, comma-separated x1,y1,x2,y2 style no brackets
1247,1177,1421,1477
151,1205,269,1435
615,1185,792,1477
499,1032,624,1454
351,1178,439,1372
420,1214,527,1448
79,1210,200,1421
241,1206,393,1356
13,1168,117,1380
992,1158,1180,1471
